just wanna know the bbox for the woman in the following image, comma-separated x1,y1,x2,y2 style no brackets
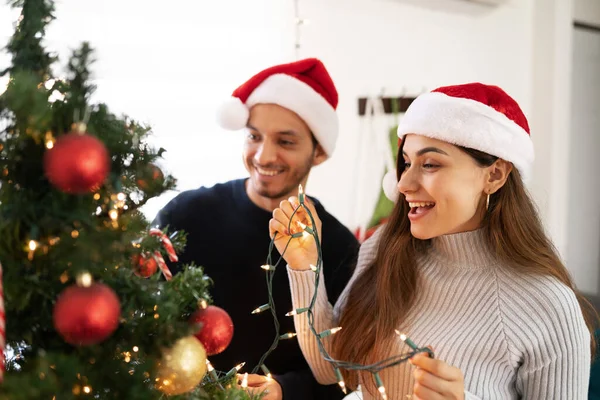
269,83,596,399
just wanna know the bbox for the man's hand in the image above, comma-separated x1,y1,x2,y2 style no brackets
239,374,283,400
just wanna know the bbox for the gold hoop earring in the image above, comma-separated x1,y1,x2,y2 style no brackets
486,193,490,211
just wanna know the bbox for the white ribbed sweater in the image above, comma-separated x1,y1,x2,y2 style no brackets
287,229,591,399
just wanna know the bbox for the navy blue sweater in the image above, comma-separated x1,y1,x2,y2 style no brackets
152,179,359,399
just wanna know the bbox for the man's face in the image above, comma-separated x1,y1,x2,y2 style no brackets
243,104,327,205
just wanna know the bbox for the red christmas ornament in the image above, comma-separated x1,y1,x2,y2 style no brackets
132,253,158,278
53,274,121,346
189,305,234,356
44,131,110,193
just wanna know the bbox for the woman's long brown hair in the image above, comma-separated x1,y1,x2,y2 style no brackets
331,144,598,392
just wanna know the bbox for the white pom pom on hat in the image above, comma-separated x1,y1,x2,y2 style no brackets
215,97,249,131
382,170,399,202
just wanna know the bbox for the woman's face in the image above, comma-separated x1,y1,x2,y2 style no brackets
397,134,490,240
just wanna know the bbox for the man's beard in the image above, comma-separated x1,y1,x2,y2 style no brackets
253,158,312,200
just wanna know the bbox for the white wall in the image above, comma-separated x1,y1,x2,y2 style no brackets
1,0,537,228
530,0,600,294
567,26,600,295
529,0,575,261
1,0,298,219
277,0,536,229
574,0,600,27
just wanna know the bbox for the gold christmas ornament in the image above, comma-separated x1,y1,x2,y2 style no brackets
155,336,207,395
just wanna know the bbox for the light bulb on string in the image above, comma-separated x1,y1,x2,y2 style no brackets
297,221,311,238
108,209,118,221
395,330,419,351
286,307,309,317
234,362,245,371
45,131,55,149
224,362,246,379
279,332,297,340
28,240,38,251
206,359,219,382
260,264,276,271
318,327,342,338
251,304,271,314
27,239,38,260
260,364,273,381
240,373,248,389
111,192,126,208
76,272,93,288
298,183,305,204
334,368,347,394
374,373,387,400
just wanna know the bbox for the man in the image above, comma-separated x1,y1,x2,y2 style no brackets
153,58,359,400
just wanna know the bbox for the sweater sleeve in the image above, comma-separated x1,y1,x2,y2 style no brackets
286,228,383,384
503,274,591,399
287,268,337,384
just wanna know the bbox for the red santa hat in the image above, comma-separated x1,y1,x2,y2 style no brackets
216,58,339,156
384,83,534,202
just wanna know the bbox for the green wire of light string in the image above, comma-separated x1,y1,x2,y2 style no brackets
252,232,296,374
252,193,435,395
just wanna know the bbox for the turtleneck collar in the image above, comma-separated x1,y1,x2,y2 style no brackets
428,229,499,269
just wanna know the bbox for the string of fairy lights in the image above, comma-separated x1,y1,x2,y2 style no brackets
246,185,434,399
177,2,433,396
17,166,434,396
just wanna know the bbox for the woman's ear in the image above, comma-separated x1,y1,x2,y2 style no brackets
486,159,513,194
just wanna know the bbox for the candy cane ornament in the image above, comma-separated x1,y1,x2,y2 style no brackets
153,251,173,281
149,228,178,262
148,229,177,280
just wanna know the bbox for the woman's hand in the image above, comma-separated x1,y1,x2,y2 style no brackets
410,351,465,400
269,196,322,271
239,374,282,400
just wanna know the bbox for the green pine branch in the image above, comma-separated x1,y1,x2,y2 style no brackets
2,0,55,80
0,0,260,398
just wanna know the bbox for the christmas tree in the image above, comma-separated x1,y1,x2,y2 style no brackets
0,1,260,398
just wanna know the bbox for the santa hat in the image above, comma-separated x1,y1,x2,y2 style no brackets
216,58,339,156
384,83,534,202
